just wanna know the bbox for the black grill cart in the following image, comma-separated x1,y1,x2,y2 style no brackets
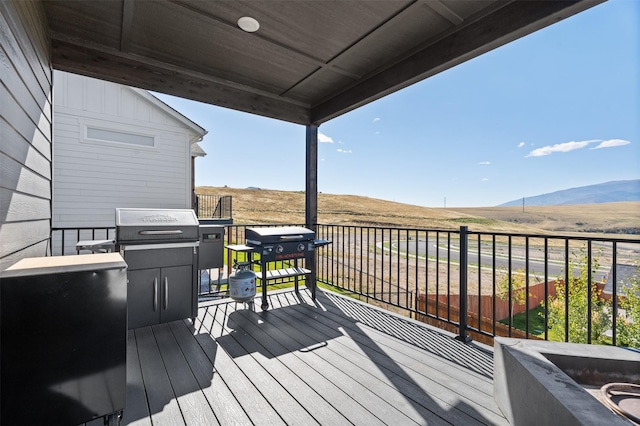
227,226,330,310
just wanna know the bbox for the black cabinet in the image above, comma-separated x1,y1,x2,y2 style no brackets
128,265,194,328
0,253,127,425
123,244,198,329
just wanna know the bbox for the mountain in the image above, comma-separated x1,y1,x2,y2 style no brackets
500,180,640,207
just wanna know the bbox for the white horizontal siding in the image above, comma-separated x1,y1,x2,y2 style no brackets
53,72,196,228
54,147,188,177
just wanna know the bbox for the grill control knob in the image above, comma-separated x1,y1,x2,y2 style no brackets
297,243,305,252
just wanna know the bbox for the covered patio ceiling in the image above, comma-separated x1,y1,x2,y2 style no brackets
43,0,604,126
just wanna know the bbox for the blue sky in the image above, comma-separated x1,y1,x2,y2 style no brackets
155,0,639,208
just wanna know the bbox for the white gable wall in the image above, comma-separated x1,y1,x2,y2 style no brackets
53,71,195,229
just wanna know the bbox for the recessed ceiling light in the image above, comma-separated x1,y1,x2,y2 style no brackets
238,16,260,33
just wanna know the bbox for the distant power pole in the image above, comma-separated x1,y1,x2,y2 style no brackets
522,197,525,213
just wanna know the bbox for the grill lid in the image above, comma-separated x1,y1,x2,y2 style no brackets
115,208,199,243
245,226,315,245
116,208,198,227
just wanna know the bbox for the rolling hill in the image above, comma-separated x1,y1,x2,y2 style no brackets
197,186,640,236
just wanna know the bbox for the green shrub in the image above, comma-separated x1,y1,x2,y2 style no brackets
617,270,640,347
543,246,610,344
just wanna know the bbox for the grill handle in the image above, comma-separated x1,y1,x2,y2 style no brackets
139,230,183,235
279,235,304,240
164,277,169,310
153,278,158,312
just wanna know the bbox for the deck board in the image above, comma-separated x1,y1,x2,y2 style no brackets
153,323,219,426
221,307,395,425
205,308,320,425
135,327,185,426
266,295,487,425
121,331,152,426
277,292,505,424
255,311,442,425
196,307,287,426
96,287,508,426
214,309,354,425
167,320,252,425
225,300,383,425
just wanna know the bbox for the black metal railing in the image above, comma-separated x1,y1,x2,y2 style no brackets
314,224,640,347
51,223,640,346
195,194,232,219
51,227,116,256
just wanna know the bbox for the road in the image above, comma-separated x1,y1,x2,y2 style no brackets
392,240,610,280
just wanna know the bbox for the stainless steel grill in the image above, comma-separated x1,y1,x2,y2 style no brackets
116,208,199,245
115,208,199,329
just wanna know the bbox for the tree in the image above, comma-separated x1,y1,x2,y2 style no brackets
617,269,640,347
497,267,530,325
544,246,610,344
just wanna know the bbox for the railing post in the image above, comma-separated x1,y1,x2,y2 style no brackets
456,226,472,343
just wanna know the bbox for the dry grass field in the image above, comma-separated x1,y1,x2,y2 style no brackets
450,203,640,235
197,186,640,237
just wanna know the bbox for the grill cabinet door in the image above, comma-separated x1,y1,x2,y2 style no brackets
127,266,195,328
127,268,161,329
160,265,193,323
124,244,197,329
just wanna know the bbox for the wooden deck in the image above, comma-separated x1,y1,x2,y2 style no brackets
95,288,508,425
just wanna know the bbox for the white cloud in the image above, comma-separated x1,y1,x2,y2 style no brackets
590,139,631,149
478,161,491,165
318,133,334,143
482,178,489,181
373,117,381,123
517,142,525,148
337,149,352,154
526,140,598,157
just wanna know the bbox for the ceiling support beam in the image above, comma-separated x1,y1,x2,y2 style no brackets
51,40,312,125
120,0,134,51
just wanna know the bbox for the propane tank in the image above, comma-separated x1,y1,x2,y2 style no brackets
228,262,256,303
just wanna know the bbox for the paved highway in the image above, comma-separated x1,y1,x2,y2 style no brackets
392,240,610,280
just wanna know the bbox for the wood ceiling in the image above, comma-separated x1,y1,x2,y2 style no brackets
43,0,604,125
